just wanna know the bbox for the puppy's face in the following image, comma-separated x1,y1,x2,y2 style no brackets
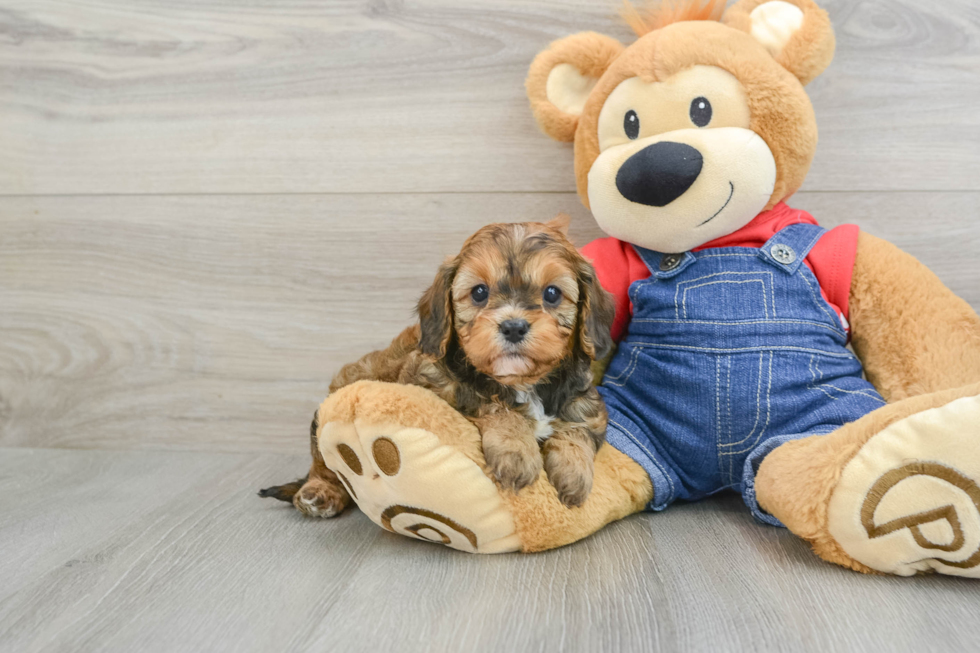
418,216,614,386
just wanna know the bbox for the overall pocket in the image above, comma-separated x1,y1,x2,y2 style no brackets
674,270,777,321
603,343,645,387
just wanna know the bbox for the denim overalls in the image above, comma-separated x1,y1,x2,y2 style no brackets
597,223,885,526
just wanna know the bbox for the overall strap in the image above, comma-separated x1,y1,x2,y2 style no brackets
758,222,827,275
633,247,697,280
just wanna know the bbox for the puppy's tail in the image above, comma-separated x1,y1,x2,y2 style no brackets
258,475,308,503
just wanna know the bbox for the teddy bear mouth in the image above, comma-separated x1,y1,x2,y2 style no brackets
697,181,735,227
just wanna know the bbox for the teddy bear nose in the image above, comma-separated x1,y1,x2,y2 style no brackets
499,319,530,343
615,141,703,207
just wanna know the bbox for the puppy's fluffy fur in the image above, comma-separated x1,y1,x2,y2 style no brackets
261,216,615,512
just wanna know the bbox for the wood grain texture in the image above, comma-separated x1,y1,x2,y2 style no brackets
0,193,980,453
1,0,978,195
0,448,977,653
2,0,979,649
2,191,978,453
0,192,590,453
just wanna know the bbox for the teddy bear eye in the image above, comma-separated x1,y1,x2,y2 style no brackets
624,110,640,140
471,284,489,305
690,97,712,127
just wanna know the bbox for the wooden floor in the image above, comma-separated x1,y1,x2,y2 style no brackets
1,0,979,651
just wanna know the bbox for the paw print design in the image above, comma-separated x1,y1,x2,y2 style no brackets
829,394,980,577
318,415,521,554
860,462,980,569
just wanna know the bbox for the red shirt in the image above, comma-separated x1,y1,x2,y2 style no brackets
580,202,859,342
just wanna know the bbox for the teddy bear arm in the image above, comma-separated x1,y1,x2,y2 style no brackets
849,231,980,402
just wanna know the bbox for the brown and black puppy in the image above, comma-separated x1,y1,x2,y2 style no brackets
260,216,615,512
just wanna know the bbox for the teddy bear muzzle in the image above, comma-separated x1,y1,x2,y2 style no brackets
615,141,704,207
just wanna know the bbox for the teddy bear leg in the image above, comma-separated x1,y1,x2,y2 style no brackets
315,380,521,553
756,382,980,577
315,380,652,553
504,441,653,552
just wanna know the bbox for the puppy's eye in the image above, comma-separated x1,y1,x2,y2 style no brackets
690,97,712,128
471,284,489,305
624,110,640,140
543,286,563,306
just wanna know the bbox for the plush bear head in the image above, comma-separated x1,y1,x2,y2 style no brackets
526,0,835,253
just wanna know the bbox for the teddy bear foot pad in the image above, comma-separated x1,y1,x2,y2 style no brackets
828,394,980,577
318,417,522,554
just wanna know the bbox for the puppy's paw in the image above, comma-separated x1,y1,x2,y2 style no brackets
258,477,306,503
543,439,595,508
292,478,350,518
485,443,543,493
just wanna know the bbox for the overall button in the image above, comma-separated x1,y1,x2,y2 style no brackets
771,244,796,265
660,254,683,271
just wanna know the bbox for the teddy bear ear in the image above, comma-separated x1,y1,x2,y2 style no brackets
526,32,624,142
724,0,836,86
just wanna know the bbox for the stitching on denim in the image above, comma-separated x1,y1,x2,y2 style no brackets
674,270,776,320
604,346,643,387
808,354,824,392
814,358,884,401
674,272,759,320
630,318,844,337
720,352,763,458
726,352,774,457
682,280,769,320
674,270,774,282
796,264,841,329
625,343,856,358
797,230,825,261
723,354,743,480
767,229,824,270
726,356,733,448
817,384,885,404
607,417,676,500
808,356,886,404
696,253,757,259
807,354,839,402
725,356,733,483
628,280,639,311
765,224,824,257
681,279,770,320
628,277,656,316
715,356,722,478
721,351,769,453
634,248,659,274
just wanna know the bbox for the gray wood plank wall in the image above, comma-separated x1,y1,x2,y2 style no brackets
2,0,978,454
2,1,979,651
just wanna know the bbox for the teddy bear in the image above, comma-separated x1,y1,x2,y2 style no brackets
301,0,980,577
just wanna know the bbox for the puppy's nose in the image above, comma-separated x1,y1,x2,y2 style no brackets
499,319,530,344
616,141,703,207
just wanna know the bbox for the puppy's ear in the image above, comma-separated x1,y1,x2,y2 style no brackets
574,258,615,361
546,213,571,237
417,260,457,358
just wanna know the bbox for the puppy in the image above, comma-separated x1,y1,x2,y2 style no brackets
260,216,615,512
